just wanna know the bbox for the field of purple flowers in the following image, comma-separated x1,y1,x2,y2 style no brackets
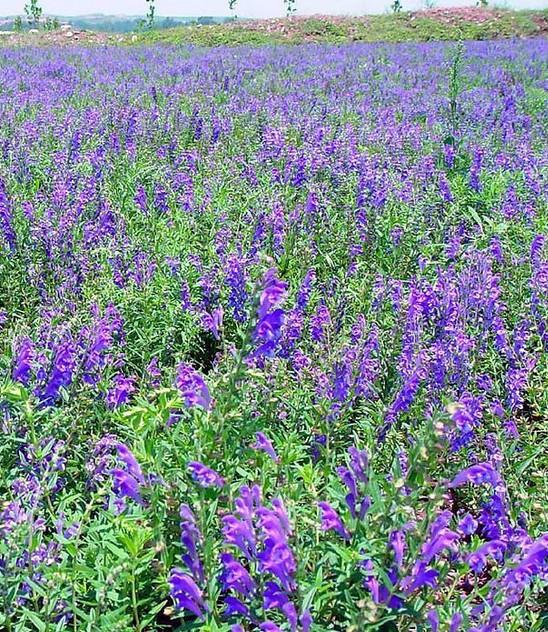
0,39,547,632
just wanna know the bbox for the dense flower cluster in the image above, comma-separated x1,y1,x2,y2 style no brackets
0,39,546,631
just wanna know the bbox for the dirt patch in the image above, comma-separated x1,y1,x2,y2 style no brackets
0,28,118,46
410,7,508,25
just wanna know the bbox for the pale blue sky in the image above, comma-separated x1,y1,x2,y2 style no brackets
1,0,545,17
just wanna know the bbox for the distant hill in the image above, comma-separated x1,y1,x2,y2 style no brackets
0,14,233,33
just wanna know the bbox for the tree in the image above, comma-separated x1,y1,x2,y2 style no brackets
24,0,42,26
145,0,155,28
284,0,297,15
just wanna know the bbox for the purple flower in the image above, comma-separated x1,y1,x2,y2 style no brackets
39,341,77,406
188,461,224,488
449,612,463,632
426,609,439,632
12,337,34,385
390,225,404,247
134,185,148,213
439,173,453,202
262,581,298,630
310,303,330,342
169,569,207,619
467,540,506,573
458,513,478,536
401,561,439,594
222,512,257,560
300,610,313,632
146,357,161,387
450,463,500,488
176,363,211,410
202,306,224,340
389,530,406,568
348,447,369,482
0,179,16,252
421,527,460,564
318,502,350,540
106,375,136,409
115,443,145,484
111,469,143,506
257,268,287,319
226,597,251,619
252,432,279,463
222,487,258,560
296,269,316,310
220,552,256,596
362,562,403,609
225,254,248,323
496,534,548,606
338,466,358,515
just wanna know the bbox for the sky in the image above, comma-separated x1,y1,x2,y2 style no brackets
1,0,545,17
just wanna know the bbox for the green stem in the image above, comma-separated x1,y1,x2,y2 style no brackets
131,568,141,632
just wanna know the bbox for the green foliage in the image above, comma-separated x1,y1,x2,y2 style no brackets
43,16,60,31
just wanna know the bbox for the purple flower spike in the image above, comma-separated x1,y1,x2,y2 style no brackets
179,503,204,583
450,463,500,488
257,268,288,320
318,502,350,540
176,363,211,410
253,432,279,462
252,268,287,357
188,461,224,488
257,505,296,592
348,447,369,482
40,341,77,405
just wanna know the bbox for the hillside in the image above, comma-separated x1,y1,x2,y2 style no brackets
134,8,548,45
0,8,546,46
